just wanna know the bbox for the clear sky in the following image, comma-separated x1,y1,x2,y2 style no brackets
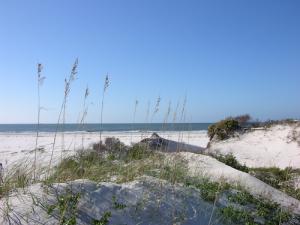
0,0,299,123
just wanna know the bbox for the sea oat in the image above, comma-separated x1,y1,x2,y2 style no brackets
99,74,110,151
47,58,78,177
34,63,45,180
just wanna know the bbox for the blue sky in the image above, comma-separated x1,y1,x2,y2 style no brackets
0,0,299,123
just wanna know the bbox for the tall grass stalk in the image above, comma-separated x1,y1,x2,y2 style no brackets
151,96,161,123
130,100,139,144
142,100,151,140
47,59,78,177
146,96,161,151
162,101,172,151
176,95,187,152
149,96,162,162
65,86,90,152
80,86,89,149
208,182,221,225
173,101,180,124
162,101,172,130
136,100,149,151
99,74,110,152
145,101,151,124
33,63,45,181
61,79,67,155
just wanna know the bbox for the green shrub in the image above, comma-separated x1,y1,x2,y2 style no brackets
208,118,240,140
216,154,249,173
0,167,31,198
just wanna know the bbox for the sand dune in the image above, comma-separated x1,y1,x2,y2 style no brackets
208,124,300,169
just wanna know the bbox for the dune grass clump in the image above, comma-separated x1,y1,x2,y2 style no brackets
46,140,163,184
46,188,81,225
220,190,293,225
158,157,189,185
215,153,249,173
250,167,300,201
0,167,32,198
250,167,293,188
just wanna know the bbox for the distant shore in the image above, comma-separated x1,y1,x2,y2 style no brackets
0,123,212,133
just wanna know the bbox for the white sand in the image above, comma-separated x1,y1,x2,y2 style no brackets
208,124,300,169
0,130,209,171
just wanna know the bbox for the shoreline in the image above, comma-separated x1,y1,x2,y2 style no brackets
0,130,209,170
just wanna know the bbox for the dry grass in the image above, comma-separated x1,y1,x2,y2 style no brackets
33,63,46,180
98,74,110,152
47,59,78,178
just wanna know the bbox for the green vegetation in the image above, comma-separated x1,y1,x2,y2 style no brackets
112,195,126,210
213,154,300,202
92,212,111,225
250,167,300,201
125,144,153,161
221,190,292,225
250,167,292,188
46,142,163,185
208,118,240,140
0,167,31,198
46,188,81,225
157,157,189,184
215,153,249,173
193,179,227,201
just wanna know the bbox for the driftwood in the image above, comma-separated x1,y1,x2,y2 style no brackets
140,133,205,153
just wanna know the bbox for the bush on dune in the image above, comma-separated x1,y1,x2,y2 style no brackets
208,114,253,141
208,118,240,141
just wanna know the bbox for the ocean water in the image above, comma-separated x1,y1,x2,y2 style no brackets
0,123,211,133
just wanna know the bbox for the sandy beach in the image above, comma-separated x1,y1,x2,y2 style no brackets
0,130,209,171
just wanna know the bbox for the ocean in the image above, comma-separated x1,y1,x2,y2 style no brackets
0,123,211,133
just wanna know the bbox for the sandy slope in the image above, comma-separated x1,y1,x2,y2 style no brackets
208,124,300,169
174,152,300,214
